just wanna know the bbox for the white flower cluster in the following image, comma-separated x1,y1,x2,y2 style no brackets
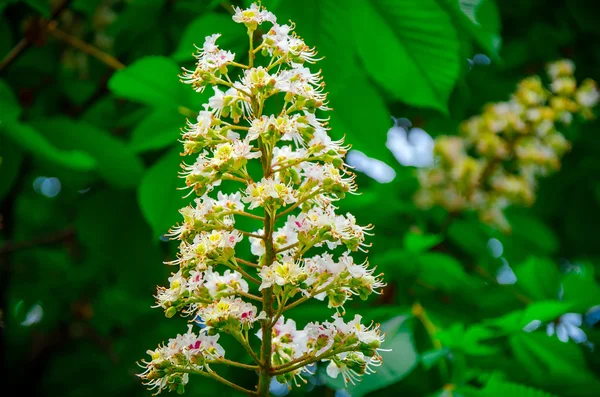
140,3,387,395
415,60,599,231
258,252,384,309
258,314,385,386
139,325,225,394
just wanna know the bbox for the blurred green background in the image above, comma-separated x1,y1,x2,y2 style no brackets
1,0,600,396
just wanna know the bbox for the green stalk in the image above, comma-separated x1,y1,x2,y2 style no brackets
257,149,275,395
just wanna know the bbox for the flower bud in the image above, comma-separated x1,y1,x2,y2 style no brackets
165,306,177,318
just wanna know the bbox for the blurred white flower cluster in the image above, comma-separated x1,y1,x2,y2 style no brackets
415,60,599,231
139,3,387,395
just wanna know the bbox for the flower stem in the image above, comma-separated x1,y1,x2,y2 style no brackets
230,61,249,69
276,189,322,219
257,210,275,396
211,358,259,371
272,345,358,375
192,368,257,396
248,29,255,68
224,261,261,285
412,302,449,381
235,257,261,268
232,331,261,364
253,97,276,397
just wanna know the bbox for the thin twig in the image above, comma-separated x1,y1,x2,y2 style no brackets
43,22,197,119
412,302,448,380
183,367,256,396
210,358,258,371
231,332,260,364
237,290,262,302
0,0,73,74
225,261,261,285
272,345,358,375
46,22,125,70
275,241,300,254
276,190,322,219
235,257,261,268
0,227,74,254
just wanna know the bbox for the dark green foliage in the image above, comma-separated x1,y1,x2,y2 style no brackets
1,0,599,397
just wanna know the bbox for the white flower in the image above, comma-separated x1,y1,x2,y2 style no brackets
138,325,225,393
232,3,276,28
198,297,264,329
547,59,575,80
208,86,225,114
325,352,381,386
184,110,214,140
243,177,297,210
233,138,262,160
202,34,221,53
167,230,242,269
259,256,305,290
203,269,249,297
576,80,600,108
180,34,236,92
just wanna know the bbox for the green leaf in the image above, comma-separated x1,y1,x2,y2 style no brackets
108,56,187,110
130,109,186,153
439,0,502,57
447,219,489,257
71,0,103,15
561,263,600,306
520,300,588,327
0,79,21,122
138,148,191,237
275,0,358,89
31,118,144,188
75,188,164,294
420,348,450,370
107,0,167,57
327,315,419,397
275,0,393,160
328,71,394,162
567,0,600,35
468,300,587,337
0,136,23,202
350,0,461,113
0,16,13,61
506,212,558,254
24,0,51,17
173,13,246,62
509,332,595,383
461,324,502,355
417,253,478,292
478,375,558,397
513,257,560,301
174,0,221,13
404,232,443,253
0,121,96,171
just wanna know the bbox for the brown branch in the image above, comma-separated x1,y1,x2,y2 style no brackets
46,22,125,70
0,0,73,74
0,227,75,254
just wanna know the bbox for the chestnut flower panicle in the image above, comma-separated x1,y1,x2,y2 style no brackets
415,60,599,231
139,3,387,396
